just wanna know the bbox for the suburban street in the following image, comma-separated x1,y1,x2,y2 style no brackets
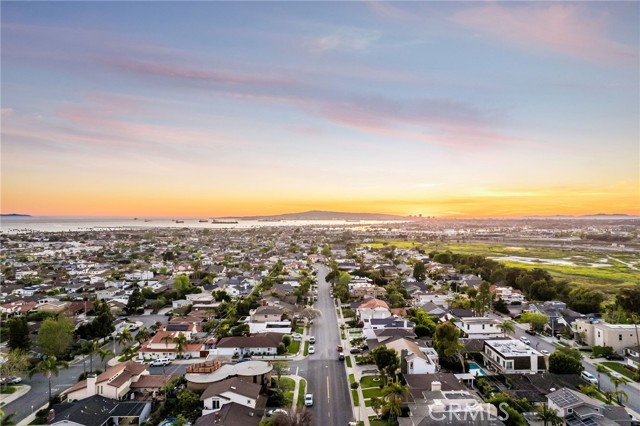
289,264,352,426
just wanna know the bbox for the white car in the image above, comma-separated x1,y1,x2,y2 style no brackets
519,336,531,345
150,358,171,367
308,346,315,354
291,333,303,341
540,350,550,355
305,393,313,406
581,371,598,385
309,336,316,344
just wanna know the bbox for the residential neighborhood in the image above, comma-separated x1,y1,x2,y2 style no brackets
0,220,639,426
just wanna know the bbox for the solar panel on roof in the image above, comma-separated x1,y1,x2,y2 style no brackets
166,324,189,331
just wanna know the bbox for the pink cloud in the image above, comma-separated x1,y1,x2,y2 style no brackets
452,3,637,63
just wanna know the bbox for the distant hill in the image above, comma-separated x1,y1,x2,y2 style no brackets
0,213,32,217
228,210,407,221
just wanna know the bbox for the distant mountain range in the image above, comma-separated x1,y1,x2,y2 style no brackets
0,213,32,217
227,210,408,221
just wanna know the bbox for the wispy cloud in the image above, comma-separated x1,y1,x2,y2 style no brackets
452,3,638,63
309,27,382,52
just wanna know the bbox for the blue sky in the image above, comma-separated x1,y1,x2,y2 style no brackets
2,1,639,217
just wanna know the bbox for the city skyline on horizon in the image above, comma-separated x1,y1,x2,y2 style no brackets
2,2,639,218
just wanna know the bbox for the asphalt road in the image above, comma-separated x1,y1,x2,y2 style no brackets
289,264,352,426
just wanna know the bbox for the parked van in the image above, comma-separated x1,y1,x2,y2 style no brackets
581,371,598,385
519,336,531,345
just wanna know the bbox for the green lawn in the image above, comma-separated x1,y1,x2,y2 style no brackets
362,387,383,399
369,417,387,426
362,240,638,292
277,377,295,392
349,373,356,385
342,308,355,318
0,385,17,394
352,389,360,406
295,326,304,334
296,379,307,409
288,340,301,355
304,341,310,356
600,362,638,381
346,356,353,368
360,375,383,388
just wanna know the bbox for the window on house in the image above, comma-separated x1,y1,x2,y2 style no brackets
482,324,485,330
568,409,573,413
619,334,622,341
212,400,220,409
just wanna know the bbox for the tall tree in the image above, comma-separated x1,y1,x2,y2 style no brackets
30,356,69,401
37,316,74,358
412,261,426,281
126,287,146,314
97,348,114,371
382,382,409,424
173,274,193,298
433,321,465,372
498,320,516,337
135,327,152,345
115,329,133,353
83,340,99,373
537,404,563,426
474,281,493,317
0,350,29,390
7,317,30,351
371,346,400,385
520,312,549,333
549,348,583,375
174,333,188,358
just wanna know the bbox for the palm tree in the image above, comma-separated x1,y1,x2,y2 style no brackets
602,390,616,404
116,329,133,353
174,333,188,359
537,404,563,426
382,381,409,424
161,335,174,349
498,320,516,337
596,364,608,390
370,396,383,419
30,356,69,401
0,410,16,426
135,327,152,345
578,384,598,397
97,348,114,371
610,376,628,405
83,340,99,373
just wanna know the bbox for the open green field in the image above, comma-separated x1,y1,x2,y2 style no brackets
364,241,639,292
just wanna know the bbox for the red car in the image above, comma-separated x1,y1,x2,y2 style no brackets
337,345,343,352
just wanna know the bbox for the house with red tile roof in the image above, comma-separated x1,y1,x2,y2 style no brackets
65,361,148,401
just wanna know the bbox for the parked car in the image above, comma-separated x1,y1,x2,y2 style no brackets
605,353,625,361
350,348,361,354
337,345,343,352
267,409,288,417
309,346,315,354
540,350,550,355
519,336,531,345
338,352,345,361
525,329,537,336
150,358,171,367
291,333,303,341
309,336,316,344
304,393,314,406
581,371,598,385
0,377,22,385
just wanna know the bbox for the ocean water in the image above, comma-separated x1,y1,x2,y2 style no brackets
0,216,396,233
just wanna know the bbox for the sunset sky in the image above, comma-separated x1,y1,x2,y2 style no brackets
2,1,639,218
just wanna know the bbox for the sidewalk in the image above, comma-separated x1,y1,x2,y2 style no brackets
0,384,30,406
288,374,305,414
336,301,373,426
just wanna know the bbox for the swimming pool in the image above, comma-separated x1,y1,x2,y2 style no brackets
468,361,488,376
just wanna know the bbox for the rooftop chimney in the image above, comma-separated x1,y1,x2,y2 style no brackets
431,381,442,392
87,373,98,397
